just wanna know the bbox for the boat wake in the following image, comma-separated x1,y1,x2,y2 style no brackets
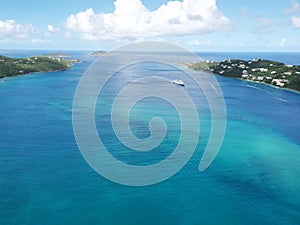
246,85,288,102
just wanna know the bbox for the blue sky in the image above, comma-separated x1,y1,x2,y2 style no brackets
0,0,299,51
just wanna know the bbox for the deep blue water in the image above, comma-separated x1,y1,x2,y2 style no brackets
0,51,300,225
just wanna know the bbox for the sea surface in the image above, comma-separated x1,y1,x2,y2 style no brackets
0,50,300,225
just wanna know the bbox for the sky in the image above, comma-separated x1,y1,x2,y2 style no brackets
0,0,299,51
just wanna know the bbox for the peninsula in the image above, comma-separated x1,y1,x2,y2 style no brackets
0,55,79,78
189,59,300,91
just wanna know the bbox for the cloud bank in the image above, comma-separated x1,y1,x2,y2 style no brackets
64,0,231,40
291,16,300,28
284,0,300,28
0,20,36,39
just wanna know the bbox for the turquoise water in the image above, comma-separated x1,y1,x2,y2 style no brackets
0,51,300,224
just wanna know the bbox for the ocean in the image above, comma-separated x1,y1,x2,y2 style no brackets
0,50,299,225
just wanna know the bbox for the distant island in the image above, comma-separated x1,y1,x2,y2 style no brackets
189,59,300,92
39,53,70,57
91,51,113,56
0,55,79,78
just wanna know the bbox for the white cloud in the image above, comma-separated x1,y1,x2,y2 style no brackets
279,38,295,47
257,17,272,27
64,32,71,38
291,16,300,28
45,24,72,40
47,25,60,33
156,37,165,42
284,0,300,14
255,17,272,34
189,39,212,46
284,1,300,28
64,0,231,40
0,19,37,39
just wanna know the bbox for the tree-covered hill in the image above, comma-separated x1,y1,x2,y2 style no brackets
0,55,78,78
189,59,300,92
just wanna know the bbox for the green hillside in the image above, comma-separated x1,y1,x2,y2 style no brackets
0,55,77,78
190,59,300,91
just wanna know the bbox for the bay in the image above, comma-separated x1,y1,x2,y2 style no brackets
0,50,299,225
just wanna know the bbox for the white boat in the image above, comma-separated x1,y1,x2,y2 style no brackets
172,79,185,86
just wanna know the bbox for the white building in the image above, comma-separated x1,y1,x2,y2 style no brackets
260,68,268,72
283,71,292,75
272,79,285,87
256,76,264,81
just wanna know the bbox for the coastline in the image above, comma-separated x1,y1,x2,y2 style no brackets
0,67,71,80
183,64,300,94
236,77,300,94
0,54,80,80
187,58,300,93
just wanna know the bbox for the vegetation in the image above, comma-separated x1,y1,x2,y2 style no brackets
39,53,69,57
91,51,113,56
189,59,300,91
0,55,78,78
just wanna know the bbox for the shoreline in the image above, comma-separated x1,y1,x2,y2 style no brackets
235,77,300,94
210,70,300,94
0,54,80,80
183,65,300,94
187,58,300,94
0,67,71,80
